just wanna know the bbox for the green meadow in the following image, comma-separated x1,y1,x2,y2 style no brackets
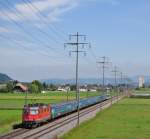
134,88,150,94
0,91,101,134
0,110,21,133
62,98,150,139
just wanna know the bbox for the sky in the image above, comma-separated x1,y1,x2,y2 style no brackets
0,0,150,81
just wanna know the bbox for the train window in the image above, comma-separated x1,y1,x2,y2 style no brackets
30,109,38,115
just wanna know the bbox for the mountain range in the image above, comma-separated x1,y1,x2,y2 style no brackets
0,73,12,83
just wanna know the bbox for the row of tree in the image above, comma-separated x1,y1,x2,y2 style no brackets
28,81,76,93
0,80,77,93
0,80,116,93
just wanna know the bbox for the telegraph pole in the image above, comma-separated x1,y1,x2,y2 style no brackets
112,66,119,101
64,32,90,126
25,89,28,106
97,57,110,95
120,71,123,96
120,72,123,85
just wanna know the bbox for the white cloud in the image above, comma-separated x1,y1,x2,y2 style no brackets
0,0,119,24
88,0,119,5
0,0,78,23
0,27,10,33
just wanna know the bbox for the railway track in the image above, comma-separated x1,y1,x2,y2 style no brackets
0,95,124,139
0,129,29,139
24,99,111,139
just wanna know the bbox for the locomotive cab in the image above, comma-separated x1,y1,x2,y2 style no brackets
22,103,51,128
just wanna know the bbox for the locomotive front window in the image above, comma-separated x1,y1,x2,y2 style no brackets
30,109,38,115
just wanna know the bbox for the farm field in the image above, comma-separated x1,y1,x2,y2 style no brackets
0,91,102,134
134,88,150,94
62,98,150,139
0,92,101,109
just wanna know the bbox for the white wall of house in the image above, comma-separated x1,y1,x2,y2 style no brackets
79,88,87,92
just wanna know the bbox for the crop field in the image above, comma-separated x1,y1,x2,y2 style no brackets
62,98,150,139
0,91,101,134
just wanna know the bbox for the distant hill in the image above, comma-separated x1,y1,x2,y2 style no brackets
41,76,150,86
0,73,12,83
41,78,122,85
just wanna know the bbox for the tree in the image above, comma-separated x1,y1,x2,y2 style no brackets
43,82,47,90
31,80,43,93
29,84,39,93
6,82,14,92
48,84,57,91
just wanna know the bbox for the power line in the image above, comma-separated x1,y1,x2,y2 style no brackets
23,0,68,42
97,56,110,95
0,34,65,60
64,32,90,126
112,66,120,101
89,48,98,61
19,0,65,46
0,1,61,53
120,71,123,85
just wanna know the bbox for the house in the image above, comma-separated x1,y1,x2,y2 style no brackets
87,85,98,92
89,88,97,92
79,85,88,92
57,86,70,92
13,83,28,92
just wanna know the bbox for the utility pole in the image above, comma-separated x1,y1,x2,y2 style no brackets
120,72,123,96
97,57,110,95
112,66,119,101
25,90,28,106
120,72,123,84
67,88,69,102
64,32,90,126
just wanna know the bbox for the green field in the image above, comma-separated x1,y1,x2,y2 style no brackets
0,110,21,133
0,92,101,109
62,98,150,139
134,88,150,94
0,91,101,134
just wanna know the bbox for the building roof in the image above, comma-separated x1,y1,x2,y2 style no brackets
14,83,28,91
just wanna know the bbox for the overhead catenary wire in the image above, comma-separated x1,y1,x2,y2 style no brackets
0,1,63,54
0,34,65,60
11,0,65,46
23,0,68,42
4,0,63,47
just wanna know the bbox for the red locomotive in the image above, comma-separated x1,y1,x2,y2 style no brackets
22,103,51,128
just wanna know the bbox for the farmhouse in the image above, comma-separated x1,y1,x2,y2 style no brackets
13,83,28,92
